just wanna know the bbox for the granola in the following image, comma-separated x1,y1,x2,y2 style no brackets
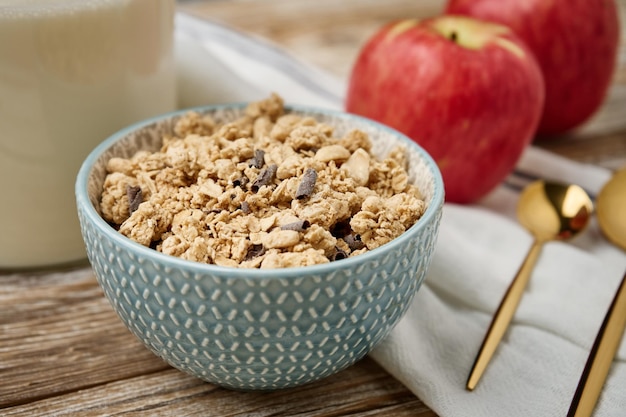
100,94,426,268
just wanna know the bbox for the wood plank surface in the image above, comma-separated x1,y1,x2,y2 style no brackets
0,270,170,408
3,362,430,416
3,0,626,416
1,271,431,416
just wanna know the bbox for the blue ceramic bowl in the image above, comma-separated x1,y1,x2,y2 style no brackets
75,104,444,390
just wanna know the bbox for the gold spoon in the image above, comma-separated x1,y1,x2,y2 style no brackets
467,180,594,391
568,167,626,417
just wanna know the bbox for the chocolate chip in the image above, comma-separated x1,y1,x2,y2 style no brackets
280,219,310,232
127,185,143,215
296,168,317,199
240,201,251,214
232,176,249,188
330,247,348,261
249,149,265,169
245,244,266,261
343,233,365,251
251,164,277,192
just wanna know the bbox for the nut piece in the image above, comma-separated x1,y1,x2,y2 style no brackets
341,148,370,186
314,145,351,162
262,230,300,249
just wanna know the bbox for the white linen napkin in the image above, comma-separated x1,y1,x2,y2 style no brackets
174,12,626,416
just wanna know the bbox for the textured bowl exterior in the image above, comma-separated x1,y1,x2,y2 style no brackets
76,104,444,390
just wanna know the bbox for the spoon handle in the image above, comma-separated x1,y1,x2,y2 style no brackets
466,240,543,391
567,271,626,417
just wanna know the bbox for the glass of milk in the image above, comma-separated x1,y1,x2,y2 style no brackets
0,0,177,269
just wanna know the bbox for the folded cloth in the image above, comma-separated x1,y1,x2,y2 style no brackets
175,12,626,416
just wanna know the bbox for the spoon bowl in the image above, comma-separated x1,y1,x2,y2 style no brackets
467,180,593,390
597,168,626,250
518,181,594,242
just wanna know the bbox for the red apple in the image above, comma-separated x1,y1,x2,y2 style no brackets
346,16,544,204
446,0,620,136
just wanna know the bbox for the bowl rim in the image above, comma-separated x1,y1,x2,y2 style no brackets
76,102,444,278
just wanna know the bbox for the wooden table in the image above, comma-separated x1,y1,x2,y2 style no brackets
2,1,625,415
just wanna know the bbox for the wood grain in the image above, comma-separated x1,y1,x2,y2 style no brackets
0,271,170,408
3,361,431,416
1,270,435,416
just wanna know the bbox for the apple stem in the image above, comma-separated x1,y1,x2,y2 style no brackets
450,31,458,43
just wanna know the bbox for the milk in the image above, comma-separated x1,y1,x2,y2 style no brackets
0,0,176,268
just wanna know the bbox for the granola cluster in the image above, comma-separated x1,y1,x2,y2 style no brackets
100,94,426,268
